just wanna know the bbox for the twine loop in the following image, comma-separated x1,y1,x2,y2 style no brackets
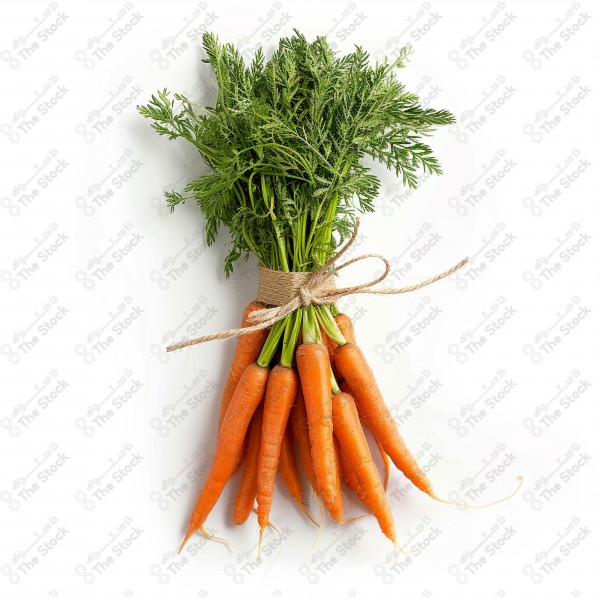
166,221,469,352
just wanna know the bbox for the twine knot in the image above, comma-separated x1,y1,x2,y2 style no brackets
166,220,469,352
299,286,314,307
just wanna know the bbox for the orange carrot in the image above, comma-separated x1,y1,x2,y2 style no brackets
340,380,406,494
334,342,432,496
279,424,319,526
335,435,361,496
256,365,299,533
324,313,356,381
233,403,264,525
218,301,268,430
289,387,317,491
179,362,269,552
320,323,337,379
296,342,342,521
332,391,396,543
218,302,267,476
334,313,356,346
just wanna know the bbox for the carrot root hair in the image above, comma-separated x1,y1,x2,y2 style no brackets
432,475,523,509
257,519,281,563
199,525,232,552
393,539,414,558
294,498,321,528
337,513,368,525
308,496,325,555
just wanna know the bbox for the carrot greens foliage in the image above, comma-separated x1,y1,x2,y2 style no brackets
138,29,455,276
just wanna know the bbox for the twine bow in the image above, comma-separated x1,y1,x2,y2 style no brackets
166,221,468,352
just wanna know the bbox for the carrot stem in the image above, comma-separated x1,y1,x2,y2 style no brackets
257,317,287,367
281,309,302,367
315,305,346,346
302,306,320,344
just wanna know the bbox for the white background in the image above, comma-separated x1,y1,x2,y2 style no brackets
1,0,599,598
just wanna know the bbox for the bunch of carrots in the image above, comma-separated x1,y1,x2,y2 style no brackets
138,30,513,556
178,302,439,553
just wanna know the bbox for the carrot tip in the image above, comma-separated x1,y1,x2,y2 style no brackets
178,525,195,554
257,525,266,562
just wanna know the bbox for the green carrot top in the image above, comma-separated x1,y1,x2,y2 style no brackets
138,29,455,275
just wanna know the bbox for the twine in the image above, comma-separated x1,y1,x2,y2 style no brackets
166,221,469,352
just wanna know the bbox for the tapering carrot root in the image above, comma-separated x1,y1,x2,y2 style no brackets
279,424,319,527
218,302,268,430
233,403,264,525
332,391,396,543
256,365,299,531
335,342,433,496
290,387,317,492
179,362,269,553
296,342,342,521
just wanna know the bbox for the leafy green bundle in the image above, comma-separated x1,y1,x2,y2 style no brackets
138,29,454,276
